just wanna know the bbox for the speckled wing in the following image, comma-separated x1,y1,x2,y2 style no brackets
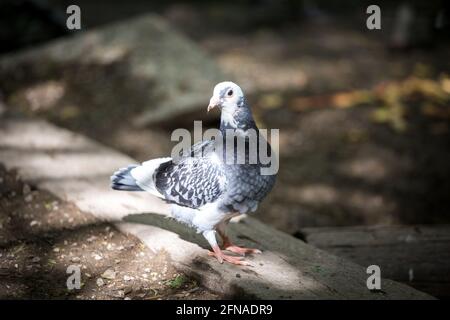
155,140,227,208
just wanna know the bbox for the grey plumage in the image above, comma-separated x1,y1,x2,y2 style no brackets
155,140,227,209
111,81,277,265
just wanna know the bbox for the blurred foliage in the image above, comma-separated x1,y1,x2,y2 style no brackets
284,65,450,133
372,70,450,132
167,274,187,289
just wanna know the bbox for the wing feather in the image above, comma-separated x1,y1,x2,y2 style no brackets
155,140,226,208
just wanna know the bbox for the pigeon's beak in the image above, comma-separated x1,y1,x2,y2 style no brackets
207,96,220,112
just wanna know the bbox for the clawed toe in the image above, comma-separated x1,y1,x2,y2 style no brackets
208,250,251,266
224,245,262,256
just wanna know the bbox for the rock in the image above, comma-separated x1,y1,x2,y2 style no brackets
86,236,97,242
101,268,116,280
96,278,105,287
22,184,31,195
123,286,133,295
92,254,102,261
29,220,38,227
123,275,133,281
0,14,225,128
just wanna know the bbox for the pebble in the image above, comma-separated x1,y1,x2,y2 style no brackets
87,236,97,242
123,275,133,281
24,194,33,202
30,220,38,227
53,247,60,252
31,257,41,263
115,290,125,298
22,184,31,195
101,268,116,280
93,254,102,260
123,286,133,294
71,257,81,263
96,278,105,287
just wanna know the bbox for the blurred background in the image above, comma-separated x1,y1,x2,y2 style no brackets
0,0,449,298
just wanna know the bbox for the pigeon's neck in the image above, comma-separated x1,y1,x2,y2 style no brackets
219,103,257,133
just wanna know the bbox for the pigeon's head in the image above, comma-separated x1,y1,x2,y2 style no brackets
208,81,244,112
208,81,255,129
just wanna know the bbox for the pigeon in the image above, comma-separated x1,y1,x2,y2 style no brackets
111,81,277,265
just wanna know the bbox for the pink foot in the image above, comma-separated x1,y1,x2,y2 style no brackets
224,245,262,256
208,246,251,266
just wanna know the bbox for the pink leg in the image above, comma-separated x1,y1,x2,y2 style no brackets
217,223,262,256
203,230,251,266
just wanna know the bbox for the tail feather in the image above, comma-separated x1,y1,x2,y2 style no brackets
129,157,171,197
111,157,171,196
110,165,143,191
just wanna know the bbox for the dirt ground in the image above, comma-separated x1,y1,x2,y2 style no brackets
0,165,217,299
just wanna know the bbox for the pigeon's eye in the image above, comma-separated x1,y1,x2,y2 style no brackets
227,89,233,97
